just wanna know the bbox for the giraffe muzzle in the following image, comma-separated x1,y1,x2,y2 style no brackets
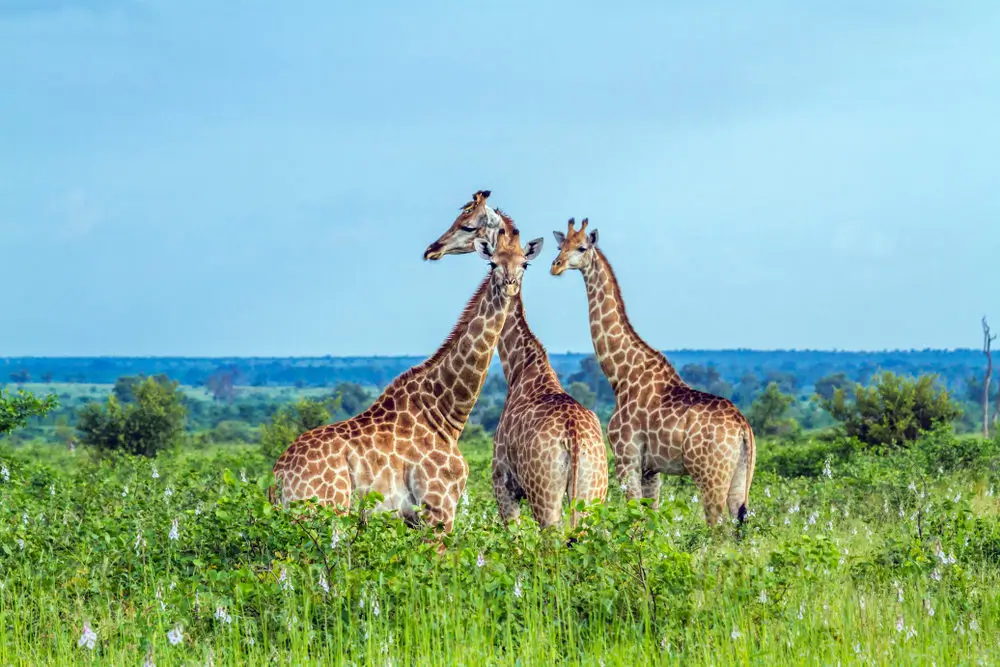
550,261,566,276
423,243,444,261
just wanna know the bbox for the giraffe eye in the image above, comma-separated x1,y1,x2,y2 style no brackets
522,262,530,269
460,225,477,232
577,246,587,252
489,261,497,269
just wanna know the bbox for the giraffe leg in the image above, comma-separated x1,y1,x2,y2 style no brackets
683,435,730,529
640,470,662,509
411,454,467,537
492,458,523,526
609,414,642,500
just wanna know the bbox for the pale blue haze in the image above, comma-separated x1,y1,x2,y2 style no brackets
1,1,998,356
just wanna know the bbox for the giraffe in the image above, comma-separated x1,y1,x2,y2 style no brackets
550,218,756,526
271,225,543,536
424,196,608,529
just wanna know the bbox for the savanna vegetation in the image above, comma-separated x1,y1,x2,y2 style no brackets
3,350,1000,664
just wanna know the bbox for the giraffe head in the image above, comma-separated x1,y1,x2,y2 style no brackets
476,227,544,297
550,217,599,276
423,190,504,260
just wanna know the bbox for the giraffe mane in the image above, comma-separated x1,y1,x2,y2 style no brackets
492,208,519,236
391,275,494,384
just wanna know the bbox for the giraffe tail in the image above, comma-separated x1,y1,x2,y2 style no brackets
736,425,757,524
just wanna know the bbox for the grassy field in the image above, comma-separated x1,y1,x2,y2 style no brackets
1,435,999,665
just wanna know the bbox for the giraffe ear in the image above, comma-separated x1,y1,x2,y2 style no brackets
523,237,544,261
552,231,565,246
588,229,599,246
473,237,495,261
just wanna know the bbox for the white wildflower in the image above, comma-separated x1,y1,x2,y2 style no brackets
476,552,486,568
143,649,155,667
279,567,293,591
513,576,523,599
168,518,179,541
122,485,129,497
764,487,771,498
164,487,173,498
167,626,183,646
730,627,742,640
0,464,9,482
905,625,917,641
758,589,768,604
77,622,97,650
954,492,962,503
896,616,905,633
797,603,805,620
16,538,25,551
151,465,159,479
240,470,248,483
214,606,232,625
619,482,628,492
330,528,341,550
859,595,866,611
373,598,381,617
908,481,917,493
50,484,56,496
822,459,832,479
931,569,942,581
134,531,145,555
970,617,979,632
691,494,699,504
924,599,935,617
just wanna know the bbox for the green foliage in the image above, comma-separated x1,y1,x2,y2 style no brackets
0,389,57,435
758,434,857,478
260,396,341,460
113,373,174,404
566,381,597,410
2,440,1000,664
77,377,186,456
748,382,796,436
813,372,852,401
333,381,374,417
822,371,962,449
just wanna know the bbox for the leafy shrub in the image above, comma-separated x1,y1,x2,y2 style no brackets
0,389,57,434
821,371,961,449
747,382,797,436
260,396,341,460
76,377,186,456
912,427,1000,473
758,435,857,478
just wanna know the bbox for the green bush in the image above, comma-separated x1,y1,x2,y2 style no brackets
0,389,57,435
821,371,961,449
757,434,857,478
76,377,186,456
747,382,797,436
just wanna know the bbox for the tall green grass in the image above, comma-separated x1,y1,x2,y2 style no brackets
1,441,998,665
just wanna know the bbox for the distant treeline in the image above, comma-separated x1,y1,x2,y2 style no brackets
1,349,987,393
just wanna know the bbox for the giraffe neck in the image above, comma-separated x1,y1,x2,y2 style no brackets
497,293,561,390
580,248,682,392
415,275,511,439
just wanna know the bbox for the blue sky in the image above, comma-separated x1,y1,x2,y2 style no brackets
2,1,998,356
